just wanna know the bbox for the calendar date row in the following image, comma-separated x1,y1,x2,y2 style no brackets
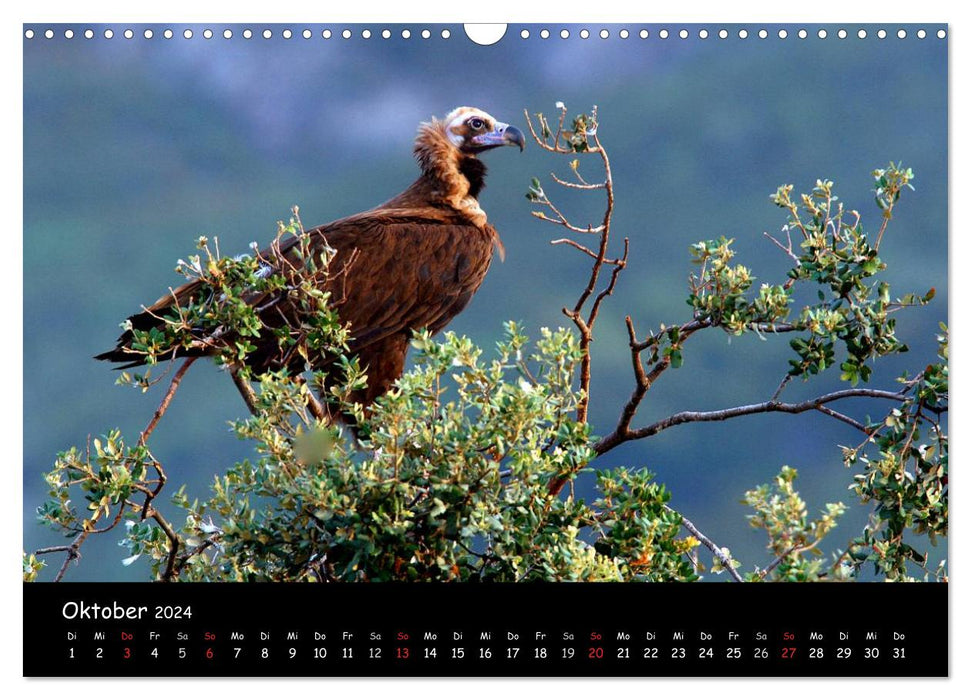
67,643,910,663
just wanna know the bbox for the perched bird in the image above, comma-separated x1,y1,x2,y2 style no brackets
96,107,525,409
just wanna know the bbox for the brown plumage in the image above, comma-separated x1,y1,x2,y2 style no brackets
96,106,525,407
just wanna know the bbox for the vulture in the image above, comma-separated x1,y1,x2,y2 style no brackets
96,106,525,409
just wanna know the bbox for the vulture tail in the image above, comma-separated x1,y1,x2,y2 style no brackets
94,277,212,369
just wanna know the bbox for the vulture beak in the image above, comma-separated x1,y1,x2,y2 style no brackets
470,122,526,152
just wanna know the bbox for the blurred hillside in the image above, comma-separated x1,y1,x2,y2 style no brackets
24,24,947,580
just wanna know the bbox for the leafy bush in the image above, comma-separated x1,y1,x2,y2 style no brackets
29,106,946,584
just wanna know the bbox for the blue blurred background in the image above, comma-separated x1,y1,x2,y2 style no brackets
23,24,947,581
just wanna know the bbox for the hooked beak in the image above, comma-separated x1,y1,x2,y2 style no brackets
469,122,526,152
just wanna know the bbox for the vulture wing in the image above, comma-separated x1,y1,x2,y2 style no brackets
96,206,498,403
315,207,496,351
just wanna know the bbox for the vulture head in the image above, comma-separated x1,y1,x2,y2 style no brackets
442,106,526,154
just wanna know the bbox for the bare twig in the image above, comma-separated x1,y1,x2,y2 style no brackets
763,231,800,264
758,545,800,580
757,534,829,580
631,318,714,353
86,503,128,534
603,318,713,452
550,238,596,259
36,534,89,583
139,357,197,445
53,536,87,582
587,237,629,333
33,544,78,556
770,374,792,401
175,538,219,571
550,172,605,190
570,129,615,325
531,210,605,235
611,317,651,440
875,213,892,251
815,405,868,433
666,505,744,583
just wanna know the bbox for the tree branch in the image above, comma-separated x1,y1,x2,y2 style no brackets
36,534,89,583
230,366,260,415
758,545,800,580
666,505,744,583
550,172,605,190
814,404,868,433
550,237,626,265
527,107,630,497
34,501,127,581
139,357,197,445
595,387,907,455
151,507,182,582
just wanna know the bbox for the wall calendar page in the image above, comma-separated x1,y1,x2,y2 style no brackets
22,20,949,681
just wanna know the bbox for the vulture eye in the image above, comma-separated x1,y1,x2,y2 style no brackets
468,117,485,130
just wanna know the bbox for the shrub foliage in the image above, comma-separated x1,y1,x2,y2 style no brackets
28,107,946,584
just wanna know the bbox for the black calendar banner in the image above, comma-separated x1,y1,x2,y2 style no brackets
24,583,947,676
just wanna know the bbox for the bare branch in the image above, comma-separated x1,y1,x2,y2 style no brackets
599,319,712,453
533,107,624,497
551,237,596,258
53,536,87,582
814,404,868,433
87,503,128,535
571,130,616,320
757,534,830,580
36,534,89,583
758,545,800,580
770,374,792,401
594,387,907,455
763,230,800,264
588,237,629,324
531,210,605,235
550,172,606,190
613,316,650,436
667,505,744,583
632,318,711,353
33,545,74,555
139,357,197,446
